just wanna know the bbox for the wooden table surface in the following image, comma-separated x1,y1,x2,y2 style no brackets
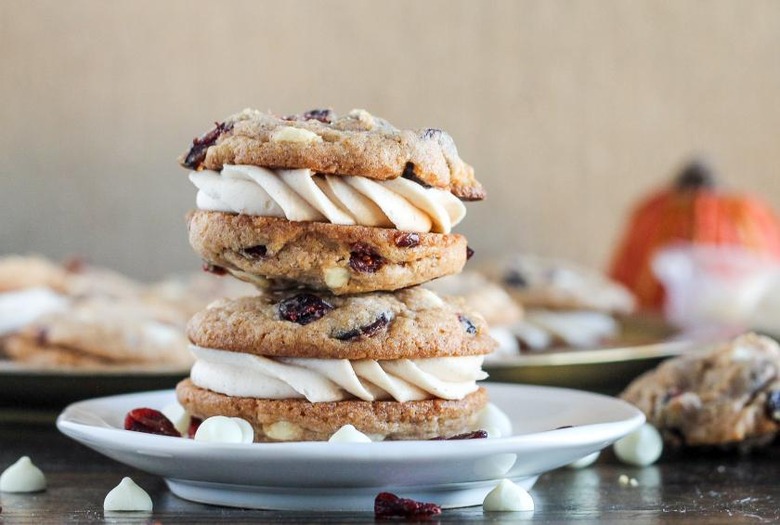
0,413,777,524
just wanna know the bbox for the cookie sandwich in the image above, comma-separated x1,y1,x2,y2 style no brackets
176,107,494,441
180,108,484,294
177,287,494,441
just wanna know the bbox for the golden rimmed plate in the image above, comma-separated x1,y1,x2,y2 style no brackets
0,362,189,409
484,316,738,395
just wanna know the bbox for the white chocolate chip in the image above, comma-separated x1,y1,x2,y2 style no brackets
324,267,350,289
194,416,251,443
618,474,630,486
264,421,303,441
103,477,153,512
231,417,255,443
567,451,600,469
270,126,322,144
347,109,375,127
475,403,513,438
482,426,502,439
328,424,372,443
483,479,534,512
160,402,190,436
629,478,639,487
0,456,46,493
614,424,663,467
415,288,445,309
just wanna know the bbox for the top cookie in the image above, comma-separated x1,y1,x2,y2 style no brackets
179,108,485,201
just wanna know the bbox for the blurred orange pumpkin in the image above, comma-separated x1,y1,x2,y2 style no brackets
609,159,780,310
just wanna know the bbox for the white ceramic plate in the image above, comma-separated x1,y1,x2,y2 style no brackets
57,383,644,511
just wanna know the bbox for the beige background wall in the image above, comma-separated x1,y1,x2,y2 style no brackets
2,0,780,280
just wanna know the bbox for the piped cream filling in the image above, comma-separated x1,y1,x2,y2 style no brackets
190,165,466,233
189,345,487,403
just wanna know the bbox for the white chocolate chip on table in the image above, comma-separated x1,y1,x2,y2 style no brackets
567,451,600,469
103,477,153,512
0,456,46,493
483,479,535,512
614,423,663,467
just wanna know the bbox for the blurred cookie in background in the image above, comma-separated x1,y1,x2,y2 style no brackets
621,332,780,450
4,295,192,369
0,254,259,369
482,254,636,352
425,271,523,361
144,271,259,320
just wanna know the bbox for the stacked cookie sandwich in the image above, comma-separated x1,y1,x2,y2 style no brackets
176,108,494,441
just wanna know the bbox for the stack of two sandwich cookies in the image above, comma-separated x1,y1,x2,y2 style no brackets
176,108,494,441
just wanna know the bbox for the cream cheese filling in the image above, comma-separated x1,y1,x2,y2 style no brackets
190,165,466,234
189,345,487,403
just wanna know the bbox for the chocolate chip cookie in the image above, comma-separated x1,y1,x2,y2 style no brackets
621,333,780,448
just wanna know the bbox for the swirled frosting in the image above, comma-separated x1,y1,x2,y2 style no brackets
189,345,487,403
190,165,466,233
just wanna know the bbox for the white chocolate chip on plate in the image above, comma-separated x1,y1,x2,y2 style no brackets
328,424,372,443
194,416,254,444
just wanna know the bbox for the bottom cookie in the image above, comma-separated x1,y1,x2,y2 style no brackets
176,379,488,442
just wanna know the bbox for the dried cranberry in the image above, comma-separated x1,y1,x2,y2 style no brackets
503,269,526,287
202,262,228,275
394,232,420,248
302,109,334,123
421,128,442,140
401,162,432,188
374,492,441,519
334,313,391,341
62,256,86,273
766,390,780,422
458,314,477,335
431,430,488,440
349,243,385,273
662,387,683,405
240,245,268,260
35,328,48,346
278,293,334,325
188,417,203,438
124,408,180,437
182,121,233,169
466,246,475,260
